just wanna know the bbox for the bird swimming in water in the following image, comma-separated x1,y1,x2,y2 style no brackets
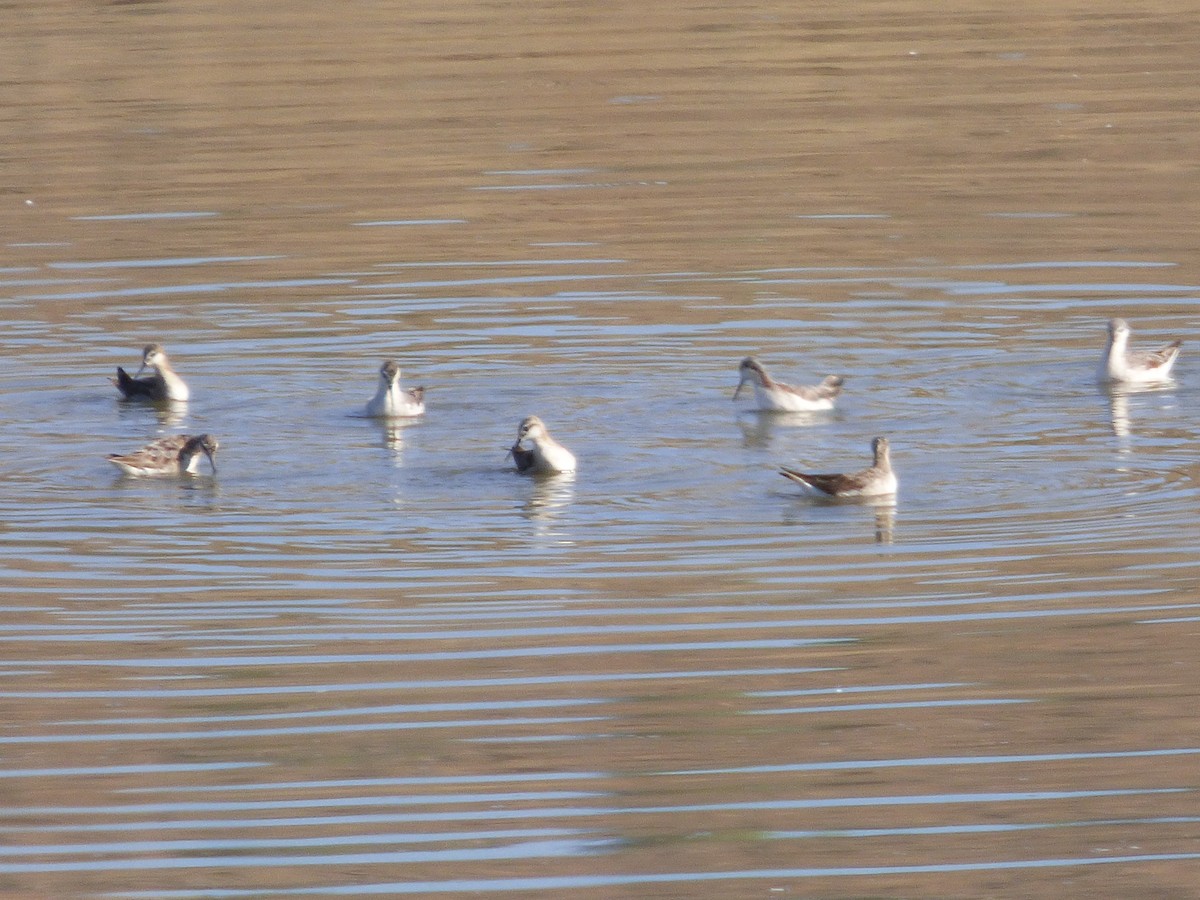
113,344,190,402
1098,318,1182,385
779,437,896,498
364,360,425,417
107,434,219,476
509,415,576,475
733,357,844,411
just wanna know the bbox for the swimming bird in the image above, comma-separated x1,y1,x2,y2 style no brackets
107,434,219,477
733,357,844,411
1098,318,1182,384
779,437,897,498
113,344,190,402
510,415,576,475
364,360,425,417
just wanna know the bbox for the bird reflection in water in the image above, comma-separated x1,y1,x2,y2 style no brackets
378,420,417,467
1103,381,1180,455
871,499,897,545
735,409,826,449
520,473,576,534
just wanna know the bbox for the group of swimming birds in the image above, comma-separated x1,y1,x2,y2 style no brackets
107,317,1183,498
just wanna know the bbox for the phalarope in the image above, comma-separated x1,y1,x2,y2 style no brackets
733,357,844,411
113,344,190,402
364,360,425,417
1099,318,1182,384
510,415,576,475
107,434,219,476
780,436,897,498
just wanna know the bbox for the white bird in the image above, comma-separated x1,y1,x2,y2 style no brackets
113,344,190,402
1098,318,1182,385
733,357,844,411
780,437,897,498
364,360,425,417
510,416,576,475
107,434,219,477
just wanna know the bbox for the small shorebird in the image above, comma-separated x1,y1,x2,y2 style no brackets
108,434,219,477
114,344,190,402
510,415,576,475
364,360,425,417
1098,318,1182,385
780,436,897,498
733,357,844,412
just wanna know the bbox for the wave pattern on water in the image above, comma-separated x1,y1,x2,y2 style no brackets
2,141,1199,900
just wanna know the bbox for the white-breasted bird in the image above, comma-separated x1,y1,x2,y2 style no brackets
364,360,425,417
734,357,844,411
113,344,190,402
510,415,576,475
1098,318,1182,385
779,437,896,498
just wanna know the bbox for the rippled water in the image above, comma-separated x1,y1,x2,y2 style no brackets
3,2,1200,898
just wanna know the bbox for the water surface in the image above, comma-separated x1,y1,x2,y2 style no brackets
2,2,1200,898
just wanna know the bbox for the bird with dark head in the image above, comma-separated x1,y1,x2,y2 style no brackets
107,434,219,477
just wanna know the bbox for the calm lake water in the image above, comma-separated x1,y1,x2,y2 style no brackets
2,2,1200,897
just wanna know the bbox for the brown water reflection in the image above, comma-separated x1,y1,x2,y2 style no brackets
3,2,1200,898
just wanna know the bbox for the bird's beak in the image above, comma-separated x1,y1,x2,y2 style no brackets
204,447,217,474
732,377,747,400
133,363,148,379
